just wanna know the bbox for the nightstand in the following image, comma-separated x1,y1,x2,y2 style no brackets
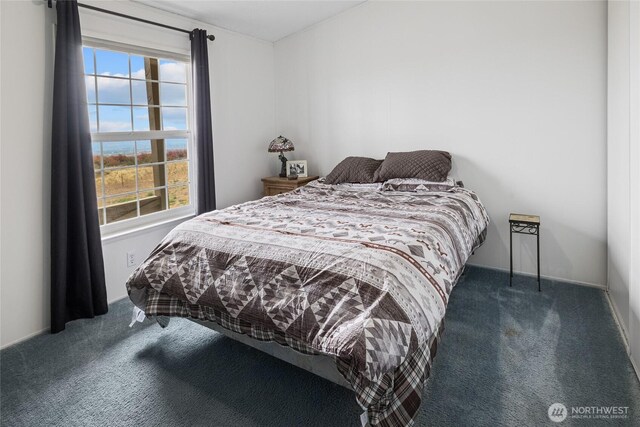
261,176,319,196
509,213,541,291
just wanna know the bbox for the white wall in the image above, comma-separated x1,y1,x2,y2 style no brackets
274,1,607,286
631,0,640,377
608,0,631,347
1,0,55,348
0,0,275,347
607,0,640,374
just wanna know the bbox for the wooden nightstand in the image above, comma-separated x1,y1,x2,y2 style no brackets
261,176,319,196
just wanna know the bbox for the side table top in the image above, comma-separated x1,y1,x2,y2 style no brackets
261,176,319,184
509,213,540,225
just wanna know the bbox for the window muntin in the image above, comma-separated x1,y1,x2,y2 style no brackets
83,44,193,229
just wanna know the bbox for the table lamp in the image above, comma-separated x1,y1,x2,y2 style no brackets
268,136,295,178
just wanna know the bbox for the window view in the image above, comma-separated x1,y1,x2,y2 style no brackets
83,45,192,226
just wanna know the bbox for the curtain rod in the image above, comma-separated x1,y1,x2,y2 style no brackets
47,1,215,41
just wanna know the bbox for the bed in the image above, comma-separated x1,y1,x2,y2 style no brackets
126,178,489,426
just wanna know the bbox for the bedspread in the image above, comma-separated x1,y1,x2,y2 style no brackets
126,180,489,426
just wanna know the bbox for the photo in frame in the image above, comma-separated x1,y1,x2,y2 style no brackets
286,160,308,178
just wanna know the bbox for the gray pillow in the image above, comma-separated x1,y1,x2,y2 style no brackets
325,157,383,184
374,150,452,182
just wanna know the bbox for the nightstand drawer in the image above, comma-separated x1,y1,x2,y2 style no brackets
261,176,319,197
265,186,292,196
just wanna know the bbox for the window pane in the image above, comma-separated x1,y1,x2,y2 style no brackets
83,47,94,74
96,49,129,77
132,81,159,106
92,142,101,169
102,141,135,168
88,105,98,133
138,165,165,190
159,59,186,83
85,76,96,103
138,189,157,199
98,105,132,132
130,55,145,80
136,140,152,164
84,44,191,227
131,80,146,105
140,188,167,216
95,172,103,198
133,106,162,131
104,168,136,196
169,185,189,209
105,193,136,206
162,107,187,130
160,83,186,106
97,76,131,105
167,161,188,185
105,193,137,224
132,107,150,131
138,140,167,163
166,139,188,161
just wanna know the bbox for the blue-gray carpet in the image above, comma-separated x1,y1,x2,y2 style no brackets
1,266,638,426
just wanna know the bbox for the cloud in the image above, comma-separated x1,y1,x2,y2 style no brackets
85,76,96,102
160,61,187,83
132,68,146,80
131,61,186,83
85,56,188,131
92,74,186,106
98,72,128,78
99,120,132,132
97,76,130,104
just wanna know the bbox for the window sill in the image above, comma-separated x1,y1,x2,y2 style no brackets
100,213,195,244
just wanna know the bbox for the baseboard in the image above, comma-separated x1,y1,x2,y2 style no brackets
0,327,50,350
108,294,129,305
631,352,640,382
1,295,130,351
604,290,640,381
467,263,607,290
606,290,630,347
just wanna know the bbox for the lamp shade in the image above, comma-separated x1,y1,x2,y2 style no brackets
268,136,294,153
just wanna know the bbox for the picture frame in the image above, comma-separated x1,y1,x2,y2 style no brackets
286,160,308,178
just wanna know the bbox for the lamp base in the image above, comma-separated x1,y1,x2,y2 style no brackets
278,152,288,178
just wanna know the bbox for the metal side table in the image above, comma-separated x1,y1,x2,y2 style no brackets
509,213,541,291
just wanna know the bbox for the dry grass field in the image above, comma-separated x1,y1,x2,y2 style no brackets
95,150,189,210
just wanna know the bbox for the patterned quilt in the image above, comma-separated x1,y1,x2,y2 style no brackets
126,180,489,426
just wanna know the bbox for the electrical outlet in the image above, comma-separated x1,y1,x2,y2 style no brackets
126,251,136,268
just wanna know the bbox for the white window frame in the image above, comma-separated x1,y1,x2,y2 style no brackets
82,37,196,238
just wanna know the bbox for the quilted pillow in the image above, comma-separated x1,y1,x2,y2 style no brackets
373,150,452,182
325,157,383,184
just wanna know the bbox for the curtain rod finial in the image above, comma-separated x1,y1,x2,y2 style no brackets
208,35,215,41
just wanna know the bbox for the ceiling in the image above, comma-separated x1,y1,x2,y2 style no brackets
134,1,365,42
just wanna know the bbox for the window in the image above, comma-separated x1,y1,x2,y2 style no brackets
82,41,193,231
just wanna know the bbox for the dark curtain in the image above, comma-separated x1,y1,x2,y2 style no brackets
51,0,108,333
191,29,216,214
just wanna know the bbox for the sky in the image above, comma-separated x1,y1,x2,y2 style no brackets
82,47,189,135
93,139,188,156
